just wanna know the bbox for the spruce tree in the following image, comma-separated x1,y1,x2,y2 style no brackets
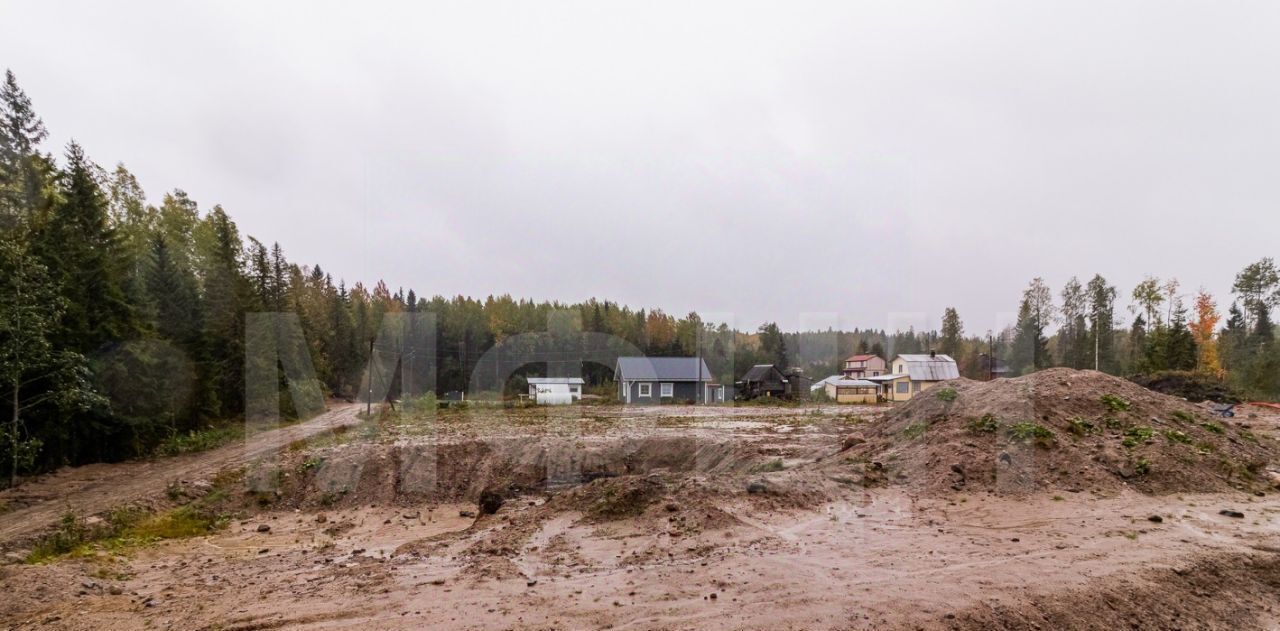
36,142,136,353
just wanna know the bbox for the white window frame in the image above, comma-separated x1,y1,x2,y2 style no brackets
660,382,674,397
638,382,652,398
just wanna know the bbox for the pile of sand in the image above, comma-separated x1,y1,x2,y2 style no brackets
833,368,1277,495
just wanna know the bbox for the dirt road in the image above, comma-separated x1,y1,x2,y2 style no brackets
0,403,360,547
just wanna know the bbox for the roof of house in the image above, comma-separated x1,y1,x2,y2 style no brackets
845,354,881,362
527,377,586,385
739,364,786,383
864,373,910,382
615,357,714,382
810,375,844,391
893,354,961,381
828,379,877,388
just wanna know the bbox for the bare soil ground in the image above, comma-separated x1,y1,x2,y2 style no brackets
2,374,1279,630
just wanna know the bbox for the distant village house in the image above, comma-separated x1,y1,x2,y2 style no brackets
841,354,887,379
614,357,724,404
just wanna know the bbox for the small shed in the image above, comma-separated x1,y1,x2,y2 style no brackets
528,377,584,403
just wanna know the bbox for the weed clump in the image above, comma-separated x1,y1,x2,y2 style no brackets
1006,422,1054,447
966,414,999,434
1068,418,1096,437
1100,394,1131,413
1200,422,1225,434
1123,426,1155,448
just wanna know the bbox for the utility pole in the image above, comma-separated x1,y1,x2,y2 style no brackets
366,337,374,417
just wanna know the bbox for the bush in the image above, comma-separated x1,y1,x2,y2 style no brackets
1130,371,1242,404
935,387,958,402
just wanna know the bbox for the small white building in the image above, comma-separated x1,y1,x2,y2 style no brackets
527,377,584,404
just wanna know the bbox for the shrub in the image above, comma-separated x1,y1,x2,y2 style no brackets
1134,458,1152,475
935,387,958,402
1100,394,1131,412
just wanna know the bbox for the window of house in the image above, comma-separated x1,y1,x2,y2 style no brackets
912,381,921,392
896,381,909,394
638,382,652,397
660,382,674,397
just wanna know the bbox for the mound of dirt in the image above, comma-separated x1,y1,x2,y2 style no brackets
244,435,772,512
831,368,1278,495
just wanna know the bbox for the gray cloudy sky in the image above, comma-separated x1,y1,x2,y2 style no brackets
3,0,1278,332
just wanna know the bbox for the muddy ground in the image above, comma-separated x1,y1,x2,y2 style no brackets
2,379,1280,630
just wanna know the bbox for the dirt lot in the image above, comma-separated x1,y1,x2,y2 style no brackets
2,373,1280,630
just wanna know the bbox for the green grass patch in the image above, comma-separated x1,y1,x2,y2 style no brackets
1163,430,1192,444
154,424,245,457
1122,426,1155,448
1199,421,1224,434
25,472,237,564
1100,394,1131,413
1171,410,1195,423
753,459,786,473
1134,458,1152,475
1068,417,1096,437
1006,422,1054,445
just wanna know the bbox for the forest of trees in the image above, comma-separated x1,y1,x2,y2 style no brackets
1,70,1277,484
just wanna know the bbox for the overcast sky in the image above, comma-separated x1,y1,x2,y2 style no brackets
3,0,1277,332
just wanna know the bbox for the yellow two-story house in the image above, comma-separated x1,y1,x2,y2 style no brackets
869,351,960,402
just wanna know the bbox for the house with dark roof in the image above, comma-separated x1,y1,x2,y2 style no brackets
737,364,787,399
842,354,887,379
614,357,723,404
